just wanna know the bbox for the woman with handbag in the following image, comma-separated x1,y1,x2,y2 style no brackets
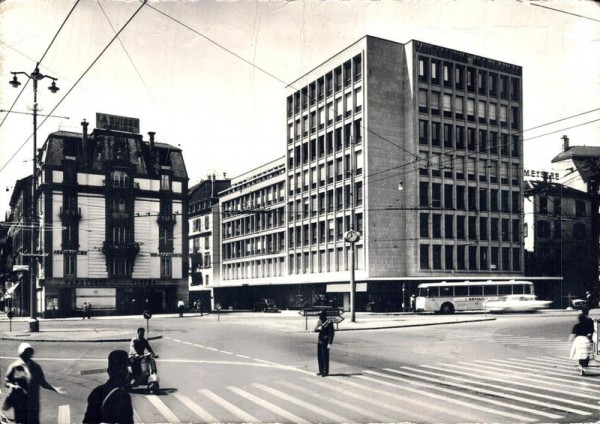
569,314,594,376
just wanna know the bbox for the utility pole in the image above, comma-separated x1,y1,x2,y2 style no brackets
10,63,60,332
344,136,360,323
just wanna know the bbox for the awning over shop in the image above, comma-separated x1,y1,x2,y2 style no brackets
326,282,367,293
3,282,20,299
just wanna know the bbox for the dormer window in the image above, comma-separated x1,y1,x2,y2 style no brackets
160,174,171,191
111,170,129,188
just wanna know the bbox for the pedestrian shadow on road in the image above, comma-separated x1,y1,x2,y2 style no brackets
324,373,362,377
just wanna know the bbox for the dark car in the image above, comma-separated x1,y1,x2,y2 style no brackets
252,298,278,312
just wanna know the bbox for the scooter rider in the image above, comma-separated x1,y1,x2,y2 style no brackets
129,327,155,384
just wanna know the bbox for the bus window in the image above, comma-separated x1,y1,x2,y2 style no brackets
469,285,483,296
427,287,439,298
484,285,498,295
440,286,453,297
499,284,512,295
512,284,523,294
455,286,468,296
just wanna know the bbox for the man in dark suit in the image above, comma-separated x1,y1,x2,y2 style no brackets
314,310,335,376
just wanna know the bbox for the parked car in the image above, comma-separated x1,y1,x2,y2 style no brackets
571,299,588,310
252,298,279,312
485,294,552,313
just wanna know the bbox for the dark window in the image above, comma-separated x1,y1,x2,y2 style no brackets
539,196,548,214
457,186,465,210
457,216,465,239
419,120,428,145
469,246,478,270
444,185,454,209
491,218,499,241
432,245,442,269
445,215,454,238
512,219,521,242
480,248,488,270
469,216,477,240
479,189,487,212
537,221,550,238
432,183,442,208
420,244,430,269
445,246,454,270
432,122,441,146
432,214,442,238
420,182,429,207
576,200,586,217
480,217,488,240
457,245,466,269
444,124,453,148
574,223,586,240
420,213,429,238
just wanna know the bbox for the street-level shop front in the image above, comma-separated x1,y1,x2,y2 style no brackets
40,278,187,317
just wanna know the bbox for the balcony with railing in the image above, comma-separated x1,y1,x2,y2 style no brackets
59,207,81,221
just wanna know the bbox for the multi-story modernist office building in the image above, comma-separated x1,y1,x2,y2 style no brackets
211,36,525,312
217,158,287,309
284,35,525,311
32,114,188,316
188,176,231,309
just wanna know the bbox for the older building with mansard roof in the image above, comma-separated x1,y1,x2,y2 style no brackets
29,114,188,317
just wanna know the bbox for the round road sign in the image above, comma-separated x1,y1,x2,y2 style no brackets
7,311,14,319
143,310,152,319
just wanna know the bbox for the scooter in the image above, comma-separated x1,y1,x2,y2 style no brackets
129,353,160,394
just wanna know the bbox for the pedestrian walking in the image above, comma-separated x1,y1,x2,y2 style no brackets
570,313,594,376
410,294,416,313
83,350,133,424
86,301,92,319
177,299,184,317
314,310,335,377
82,301,88,319
2,342,66,424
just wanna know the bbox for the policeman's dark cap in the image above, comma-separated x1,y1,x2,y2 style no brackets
137,327,145,333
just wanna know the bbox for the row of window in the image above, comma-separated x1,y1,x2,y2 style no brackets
419,90,520,129
420,244,521,272
289,184,363,220
223,233,286,260
420,213,522,242
63,256,173,278
222,183,285,218
419,121,520,157
287,54,363,117
288,89,363,138
537,220,587,240
288,157,364,195
192,216,210,232
538,196,587,217
419,182,521,213
288,245,365,275
223,257,286,280
418,56,520,101
223,207,286,239
288,213,364,247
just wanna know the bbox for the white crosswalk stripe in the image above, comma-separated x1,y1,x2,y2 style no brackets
199,388,258,422
228,385,311,424
53,355,600,423
445,331,569,349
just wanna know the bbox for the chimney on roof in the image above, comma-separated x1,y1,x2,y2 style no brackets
81,119,89,165
148,131,156,162
562,135,569,152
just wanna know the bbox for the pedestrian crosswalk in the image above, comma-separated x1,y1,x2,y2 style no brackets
442,330,571,349
53,355,600,423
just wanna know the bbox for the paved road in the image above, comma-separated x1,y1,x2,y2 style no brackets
1,311,596,423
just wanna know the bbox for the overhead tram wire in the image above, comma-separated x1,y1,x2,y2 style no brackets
0,0,81,132
531,3,600,24
143,1,420,162
367,113,600,186
97,0,154,102
0,0,148,177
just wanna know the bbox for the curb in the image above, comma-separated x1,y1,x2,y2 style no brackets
0,334,163,343
336,316,497,331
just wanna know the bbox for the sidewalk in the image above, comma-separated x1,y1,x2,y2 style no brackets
0,308,581,343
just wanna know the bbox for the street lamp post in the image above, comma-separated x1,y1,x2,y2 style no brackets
10,63,59,332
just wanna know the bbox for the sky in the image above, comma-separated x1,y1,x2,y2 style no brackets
0,0,598,218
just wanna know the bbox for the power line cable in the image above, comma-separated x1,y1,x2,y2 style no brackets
144,2,420,161
38,0,82,64
0,1,148,177
531,3,600,24
96,0,154,102
0,1,81,132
